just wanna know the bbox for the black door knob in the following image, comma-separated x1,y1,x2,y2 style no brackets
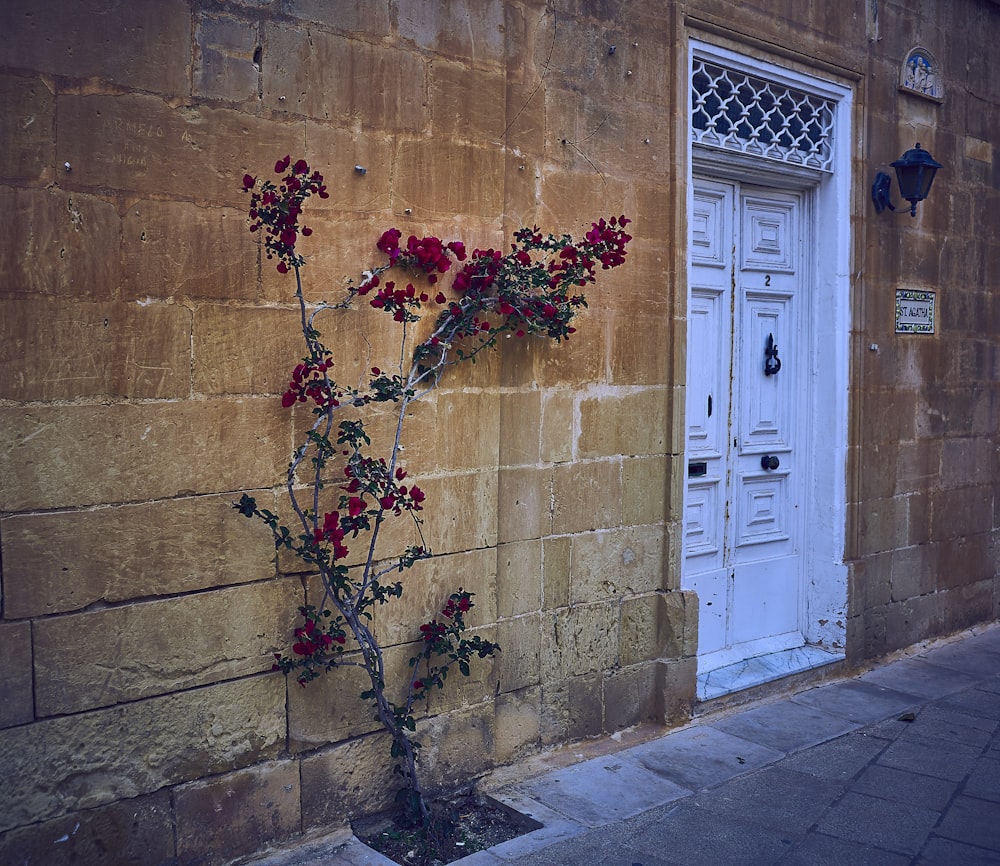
761,454,780,471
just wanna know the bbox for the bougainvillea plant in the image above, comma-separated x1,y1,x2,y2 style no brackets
235,154,631,837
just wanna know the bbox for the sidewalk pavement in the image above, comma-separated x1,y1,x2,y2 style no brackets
285,624,1000,866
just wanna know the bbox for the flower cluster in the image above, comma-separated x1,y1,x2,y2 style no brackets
272,605,347,686
281,352,339,409
376,228,467,280
243,155,329,273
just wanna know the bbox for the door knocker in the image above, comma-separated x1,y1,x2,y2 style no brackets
764,332,781,376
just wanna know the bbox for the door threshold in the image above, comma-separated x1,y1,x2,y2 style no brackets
696,644,844,703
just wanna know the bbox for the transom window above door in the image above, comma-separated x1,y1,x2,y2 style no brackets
691,57,836,172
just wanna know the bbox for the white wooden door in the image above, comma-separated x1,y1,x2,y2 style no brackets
684,178,807,673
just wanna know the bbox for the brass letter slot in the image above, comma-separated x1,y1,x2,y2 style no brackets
688,461,707,478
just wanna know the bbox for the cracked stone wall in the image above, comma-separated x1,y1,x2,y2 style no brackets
0,1,997,863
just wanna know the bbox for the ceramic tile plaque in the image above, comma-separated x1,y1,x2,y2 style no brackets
895,289,935,334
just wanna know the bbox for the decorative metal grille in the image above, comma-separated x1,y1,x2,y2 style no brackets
691,58,835,172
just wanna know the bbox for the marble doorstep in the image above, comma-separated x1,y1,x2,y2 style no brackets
697,644,844,701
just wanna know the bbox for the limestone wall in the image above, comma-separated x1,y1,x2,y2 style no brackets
0,1,997,864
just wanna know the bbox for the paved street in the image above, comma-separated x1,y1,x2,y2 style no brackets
269,625,1000,865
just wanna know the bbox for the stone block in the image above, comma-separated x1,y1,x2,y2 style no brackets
264,25,426,132
542,536,571,610
538,389,575,464
300,732,398,828
193,305,304,395
0,398,290,511
430,62,506,141
2,0,190,95
397,0,504,63
494,686,541,765
655,656,697,726
394,139,505,220
889,544,938,602
0,790,175,866
174,760,301,866
287,649,388,752
931,484,994,540
934,533,996,589
609,307,672,385
402,389,501,474
415,470,498,554
498,466,552,543
619,590,691,667
536,169,628,236
415,702,496,793
498,614,541,693
497,539,543,618
367,547,498,648
578,387,669,458
57,94,304,205
541,601,618,680
301,125,394,218
552,459,622,534
0,621,33,728
0,74,55,182
0,187,120,297
499,390,542,467
286,0,391,33
2,494,279,618
34,580,300,715
0,676,285,832
0,297,191,401
122,199,258,300
622,455,669,526
569,526,665,605
194,13,259,104
604,664,660,731
539,674,603,744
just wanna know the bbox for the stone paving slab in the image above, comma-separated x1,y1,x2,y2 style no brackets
707,695,860,752
789,677,921,724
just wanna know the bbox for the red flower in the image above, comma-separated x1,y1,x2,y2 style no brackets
275,154,291,173
293,158,309,174
348,497,366,517
242,174,256,191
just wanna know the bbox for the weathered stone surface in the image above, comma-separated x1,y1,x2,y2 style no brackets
1,0,191,95
174,760,301,866
0,297,191,401
622,455,669,526
285,0,391,33
498,466,552,543
552,459,623,534
300,732,397,829
194,13,259,104
0,187,121,297
0,74,55,182
569,526,665,605
57,94,304,204
398,0,505,63
264,25,426,132
394,139,506,221
414,702,496,793
2,494,278,617
604,664,660,730
619,590,692,667
497,539,543,617
539,389,575,464
34,580,300,715
542,535,571,610
0,621,33,728
122,199,258,300
541,601,619,681
0,790,175,866
493,686,541,767
0,676,285,832
430,62,506,141
540,673,603,744
499,390,542,467
578,387,669,458
0,398,289,511
498,613,541,693
656,656,697,726
194,305,304,395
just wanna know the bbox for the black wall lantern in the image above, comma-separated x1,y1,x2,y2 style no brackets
872,143,942,217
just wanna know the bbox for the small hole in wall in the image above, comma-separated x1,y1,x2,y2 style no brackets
253,46,262,71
